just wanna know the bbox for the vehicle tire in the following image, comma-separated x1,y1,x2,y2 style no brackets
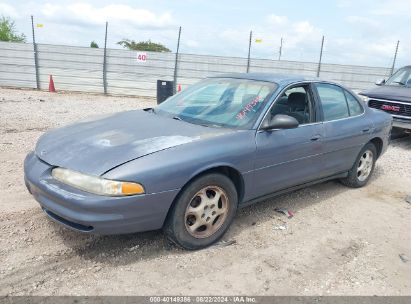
340,142,377,188
163,173,238,250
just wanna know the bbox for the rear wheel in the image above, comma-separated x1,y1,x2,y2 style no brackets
340,142,377,188
163,173,238,250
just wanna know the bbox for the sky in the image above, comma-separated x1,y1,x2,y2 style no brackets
1,0,410,68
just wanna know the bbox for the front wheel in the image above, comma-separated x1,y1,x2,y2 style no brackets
163,173,238,250
340,142,377,188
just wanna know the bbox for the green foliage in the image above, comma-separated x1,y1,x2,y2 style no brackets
0,16,26,43
117,39,171,52
90,41,99,48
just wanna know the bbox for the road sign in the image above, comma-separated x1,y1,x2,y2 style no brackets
136,52,147,62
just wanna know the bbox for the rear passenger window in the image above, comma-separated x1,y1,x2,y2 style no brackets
315,83,349,121
344,91,364,116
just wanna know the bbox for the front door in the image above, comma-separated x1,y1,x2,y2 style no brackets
252,84,325,198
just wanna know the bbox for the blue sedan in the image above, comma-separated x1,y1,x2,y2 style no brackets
24,73,392,250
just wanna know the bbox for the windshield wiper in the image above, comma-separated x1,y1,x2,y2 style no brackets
172,116,222,128
200,123,222,128
393,81,406,86
144,108,156,114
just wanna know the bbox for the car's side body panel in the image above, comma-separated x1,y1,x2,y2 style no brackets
253,124,325,197
320,113,375,175
367,107,393,155
310,81,390,175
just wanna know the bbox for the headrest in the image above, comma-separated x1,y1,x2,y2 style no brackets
288,92,306,110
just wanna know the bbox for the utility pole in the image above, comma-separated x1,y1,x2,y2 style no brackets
103,22,108,94
317,35,325,78
31,16,40,90
278,37,283,61
390,40,400,76
173,26,182,94
246,30,252,73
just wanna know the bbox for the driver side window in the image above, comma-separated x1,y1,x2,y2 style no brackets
268,85,314,125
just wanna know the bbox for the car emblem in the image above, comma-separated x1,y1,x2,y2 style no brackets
381,104,400,112
40,150,47,156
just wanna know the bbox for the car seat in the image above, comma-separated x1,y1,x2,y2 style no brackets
285,92,308,124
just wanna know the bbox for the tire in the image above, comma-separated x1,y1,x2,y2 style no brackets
163,173,238,250
340,142,377,188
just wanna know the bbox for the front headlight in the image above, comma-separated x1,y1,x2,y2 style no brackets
52,167,145,196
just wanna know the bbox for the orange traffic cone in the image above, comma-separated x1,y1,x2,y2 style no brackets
177,84,182,92
49,75,56,92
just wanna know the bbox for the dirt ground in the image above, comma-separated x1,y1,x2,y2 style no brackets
0,87,410,296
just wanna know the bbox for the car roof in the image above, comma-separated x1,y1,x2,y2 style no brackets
209,72,319,86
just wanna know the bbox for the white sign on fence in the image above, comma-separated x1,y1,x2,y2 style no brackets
136,52,147,62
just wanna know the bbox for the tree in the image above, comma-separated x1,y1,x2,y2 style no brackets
90,41,99,48
0,16,26,43
117,39,171,52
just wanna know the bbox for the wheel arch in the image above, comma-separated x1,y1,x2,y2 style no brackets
162,164,245,227
369,137,383,158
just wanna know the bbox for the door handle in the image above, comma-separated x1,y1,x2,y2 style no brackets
362,128,370,133
310,135,321,141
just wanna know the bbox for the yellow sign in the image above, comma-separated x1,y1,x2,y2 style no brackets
36,24,44,28
255,38,263,43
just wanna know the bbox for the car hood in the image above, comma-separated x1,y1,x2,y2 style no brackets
362,85,411,103
35,110,231,176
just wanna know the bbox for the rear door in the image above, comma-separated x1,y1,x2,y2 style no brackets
313,82,373,175
252,83,325,198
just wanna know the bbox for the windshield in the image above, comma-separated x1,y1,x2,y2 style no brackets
385,67,411,86
155,78,277,129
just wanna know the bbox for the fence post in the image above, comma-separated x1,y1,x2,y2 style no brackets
31,16,40,90
103,22,108,95
390,40,400,76
173,26,182,94
246,30,252,73
278,37,283,61
316,35,324,77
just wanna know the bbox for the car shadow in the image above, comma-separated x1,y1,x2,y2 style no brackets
228,180,350,236
391,135,411,150
53,224,181,264
53,173,380,266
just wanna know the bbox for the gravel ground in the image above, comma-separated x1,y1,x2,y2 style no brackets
0,87,411,296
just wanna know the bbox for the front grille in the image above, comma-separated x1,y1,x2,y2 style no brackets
368,99,411,117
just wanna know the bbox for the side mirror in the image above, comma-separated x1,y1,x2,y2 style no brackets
261,114,299,130
406,79,411,87
375,78,386,86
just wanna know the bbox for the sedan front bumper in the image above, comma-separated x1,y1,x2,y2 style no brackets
24,152,179,235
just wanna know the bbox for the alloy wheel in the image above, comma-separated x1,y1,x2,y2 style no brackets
184,186,229,238
357,150,374,182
